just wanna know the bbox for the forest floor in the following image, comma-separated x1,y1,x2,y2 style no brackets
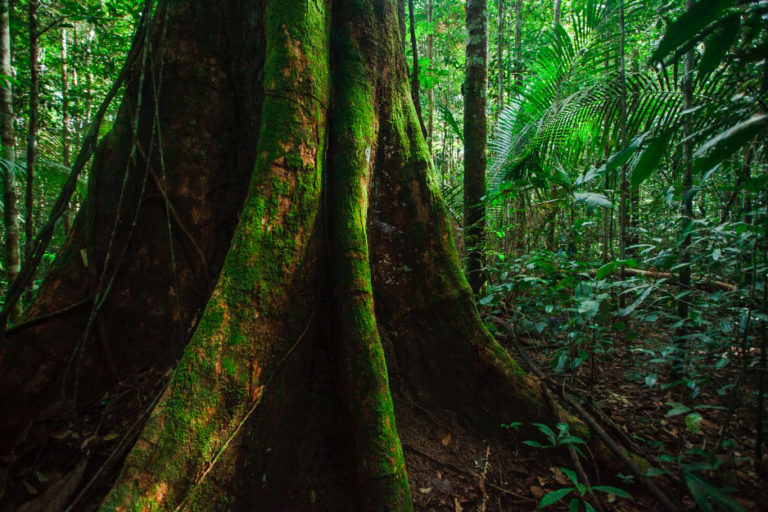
403,314,766,511
2,315,765,511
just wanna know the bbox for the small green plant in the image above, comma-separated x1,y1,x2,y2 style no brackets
658,448,745,512
500,421,522,431
538,466,633,511
523,422,587,458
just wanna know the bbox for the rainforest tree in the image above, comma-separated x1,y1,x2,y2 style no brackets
0,0,559,509
463,0,488,294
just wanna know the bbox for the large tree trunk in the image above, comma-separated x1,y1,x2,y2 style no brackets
1,0,559,509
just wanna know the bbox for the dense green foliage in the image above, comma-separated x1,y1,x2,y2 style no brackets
0,0,765,508
0,0,139,285
407,0,766,508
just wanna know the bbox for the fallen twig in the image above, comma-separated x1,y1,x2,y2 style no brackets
490,316,680,512
589,267,737,293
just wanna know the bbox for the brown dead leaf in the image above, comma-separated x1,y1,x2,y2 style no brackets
552,467,569,486
432,476,452,494
80,434,100,451
441,432,452,447
50,429,72,440
529,485,544,499
18,460,86,512
22,480,39,496
454,497,463,512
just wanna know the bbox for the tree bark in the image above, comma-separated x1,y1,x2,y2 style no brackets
618,0,629,307
25,0,39,264
427,0,433,151
514,0,522,88
61,27,71,168
554,0,561,26
674,0,695,378
463,0,488,294
1,1,562,509
496,0,504,119
85,21,95,129
0,0,21,321
0,0,264,449
408,0,427,139
61,27,75,234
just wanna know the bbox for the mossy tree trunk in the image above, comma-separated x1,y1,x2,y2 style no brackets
1,0,558,509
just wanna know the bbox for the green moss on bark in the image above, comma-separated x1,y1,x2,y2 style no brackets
99,0,330,509
328,0,413,509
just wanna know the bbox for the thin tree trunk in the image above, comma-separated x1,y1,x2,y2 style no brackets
496,0,504,119
85,22,94,127
0,0,20,321
601,101,612,263
554,0,561,26
629,52,640,252
464,0,488,294
618,0,629,306
25,0,39,264
743,146,753,226
514,0,522,88
61,28,70,168
674,0,695,378
61,27,74,234
408,0,427,138
427,0,433,151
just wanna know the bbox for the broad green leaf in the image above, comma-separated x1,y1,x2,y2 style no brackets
600,133,648,177
559,435,587,445
532,423,557,444
684,472,745,512
651,0,734,63
693,115,768,174
437,104,463,143
596,261,618,280
559,467,580,489
699,14,740,78
646,467,670,477
619,285,654,317
592,486,634,500
574,192,612,211
578,299,601,318
539,488,573,508
665,401,691,416
685,412,703,434
631,128,674,188
682,187,700,204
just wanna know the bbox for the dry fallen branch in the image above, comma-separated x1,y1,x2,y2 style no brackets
590,267,737,293
490,316,680,512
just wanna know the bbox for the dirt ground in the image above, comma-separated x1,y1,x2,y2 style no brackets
1,320,765,511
